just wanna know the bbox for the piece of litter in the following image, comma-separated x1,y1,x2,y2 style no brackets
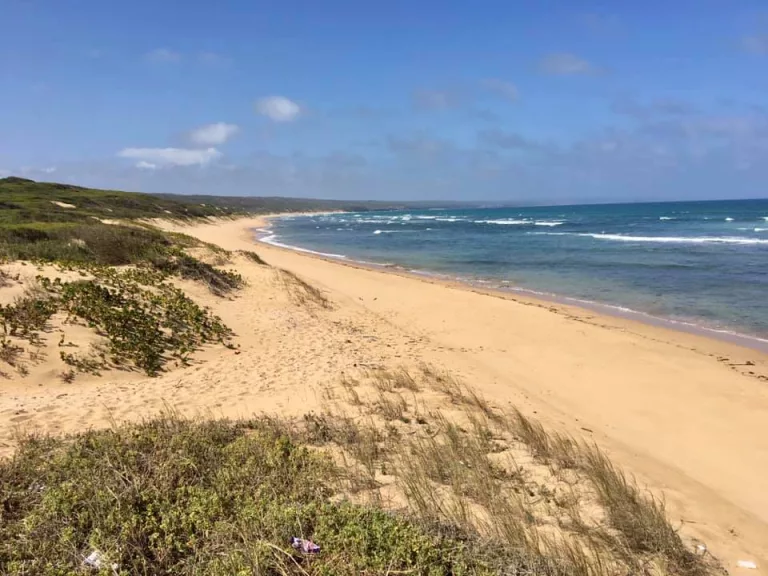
290,537,321,554
737,560,757,569
696,544,707,553
84,550,119,573
84,551,103,569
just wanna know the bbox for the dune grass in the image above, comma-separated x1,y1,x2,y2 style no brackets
150,248,245,296
308,366,716,576
0,177,249,296
0,363,717,575
238,250,269,266
278,269,332,309
502,409,707,575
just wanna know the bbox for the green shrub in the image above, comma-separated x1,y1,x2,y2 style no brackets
0,295,57,340
0,417,498,575
0,223,170,265
39,272,233,376
150,249,244,296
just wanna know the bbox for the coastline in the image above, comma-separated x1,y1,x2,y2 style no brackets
199,214,768,572
258,212,768,353
2,214,766,572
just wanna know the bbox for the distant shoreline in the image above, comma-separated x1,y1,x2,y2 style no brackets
255,212,768,354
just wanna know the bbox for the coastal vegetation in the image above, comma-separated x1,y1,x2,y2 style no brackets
0,177,716,575
0,177,245,378
0,367,715,575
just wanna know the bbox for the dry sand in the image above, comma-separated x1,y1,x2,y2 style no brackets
2,215,767,573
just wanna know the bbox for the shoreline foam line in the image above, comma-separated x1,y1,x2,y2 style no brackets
259,233,348,259
531,232,768,245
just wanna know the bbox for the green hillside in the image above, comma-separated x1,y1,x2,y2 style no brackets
0,177,238,226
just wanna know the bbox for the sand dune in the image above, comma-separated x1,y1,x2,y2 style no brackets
2,215,767,573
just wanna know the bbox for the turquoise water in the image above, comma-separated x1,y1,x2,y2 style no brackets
260,199,768,346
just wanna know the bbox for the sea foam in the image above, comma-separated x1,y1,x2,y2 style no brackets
475,219,531,225
531,232,768,245
259,234,348,258
587,233,765,245
475,219,564,226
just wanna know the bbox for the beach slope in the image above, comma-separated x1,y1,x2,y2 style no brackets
158,216,768,572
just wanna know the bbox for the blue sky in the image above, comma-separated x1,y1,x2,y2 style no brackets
2,0,768,202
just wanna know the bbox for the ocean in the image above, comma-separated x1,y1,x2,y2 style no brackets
259,199,768,349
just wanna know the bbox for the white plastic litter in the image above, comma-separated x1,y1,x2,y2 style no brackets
696,544,707,553
737,560,757,570
84,550,119,573
84,551,103,569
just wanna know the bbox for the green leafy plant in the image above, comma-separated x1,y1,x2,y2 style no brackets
59,351,105,375
0,295,57,340
36,271,234,376
0,416,497,576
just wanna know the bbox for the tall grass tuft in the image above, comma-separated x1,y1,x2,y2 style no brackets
278,269,332,309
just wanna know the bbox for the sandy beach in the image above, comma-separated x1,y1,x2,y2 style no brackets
2,214,767,572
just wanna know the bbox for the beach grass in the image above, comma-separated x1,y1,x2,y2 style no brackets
278,268,332,309
0,372,715,576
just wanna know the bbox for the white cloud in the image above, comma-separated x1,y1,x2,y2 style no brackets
146,48,181,63
117,147,221,167
482,79,519,101
188,122,239,146
41,167,57,174
255,96,301,122
136,161,158,170
539,53,599,75
742,35,768,54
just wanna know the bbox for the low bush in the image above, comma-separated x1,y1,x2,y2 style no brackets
0,416,501,575
150,249,244,296
0,223,171,265
39,272,233,376
0,294,57,340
